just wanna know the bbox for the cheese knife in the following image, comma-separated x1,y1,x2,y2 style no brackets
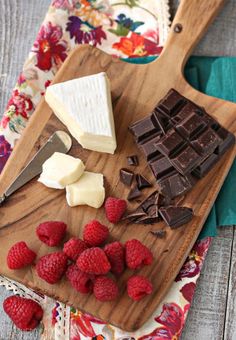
0,131,72,204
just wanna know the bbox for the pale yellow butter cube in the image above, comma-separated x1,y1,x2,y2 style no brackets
66,171,105,208
38,152,85,189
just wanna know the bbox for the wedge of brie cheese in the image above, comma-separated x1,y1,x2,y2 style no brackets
45,72,117,154
38,152,85,189
66,171,105,208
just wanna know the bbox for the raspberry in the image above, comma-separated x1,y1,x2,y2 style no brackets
3,296,43,331
7,242,36,270
77,248,111,275
127,275,153,301
83,220,109,247
105,197,127,223
66,264,94,294
104,241,125,275
36,251,68,284
63,238,88,261
93,276,118,301
125,239,153,270
36,221,67,247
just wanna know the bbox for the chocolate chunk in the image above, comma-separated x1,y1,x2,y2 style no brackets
156,129,185,157
214,127,235,155
170,145,200,175
140,135,162,161
192,153,218,178
158,89,186,116
159,206,193,228
129,116,158,143
123,210,146,222
176,112,207,139
191,128,222,156
141,191,159,212
120,168,134,186
127,186,142,201
125,191,160,225
151,110,171,134
172,102,199,124
127,155,139,166
158,172,193,199
150,157,174,179
136,174,152,190
150,230,166,238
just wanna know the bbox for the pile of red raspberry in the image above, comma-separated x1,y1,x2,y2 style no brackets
5,197,154,330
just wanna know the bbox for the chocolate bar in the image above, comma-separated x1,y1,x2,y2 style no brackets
129,89,235,199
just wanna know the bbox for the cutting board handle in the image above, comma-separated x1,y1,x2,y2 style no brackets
159,0,226,71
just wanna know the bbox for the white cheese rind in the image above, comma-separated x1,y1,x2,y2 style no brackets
45,72,117,154
38,152,85,189
66,171,105,208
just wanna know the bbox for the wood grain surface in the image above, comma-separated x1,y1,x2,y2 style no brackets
0,0,236,339
0,0,235,332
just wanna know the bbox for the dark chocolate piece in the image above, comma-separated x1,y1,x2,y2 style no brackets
140,135,162,161
150,157,174,179
191,128,222,157
127,186,142,201
151,110,170,134
129,116,159,143
158,89,186,116
136,174,152,190
214,127,235,156
125,191,160,224
120,168,134,186
150,230,166,238
158,172,194,199
155,129,185,157
141,191,159,212
192,153,218,178
175,112,207,139
159,205,193,228
129,89,235,199
170,145,200,174
127,155,139,166
123,210,146,223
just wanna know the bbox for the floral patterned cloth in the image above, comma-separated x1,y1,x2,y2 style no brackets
0,1,212,339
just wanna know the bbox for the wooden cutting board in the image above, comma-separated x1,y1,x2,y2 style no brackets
0,0,235,332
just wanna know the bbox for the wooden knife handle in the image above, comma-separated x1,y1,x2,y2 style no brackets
160,0,226,70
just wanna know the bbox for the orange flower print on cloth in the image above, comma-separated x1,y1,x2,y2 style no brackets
33,22,68,71
113,32,162,57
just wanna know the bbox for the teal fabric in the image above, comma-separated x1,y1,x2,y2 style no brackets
123,56,236,239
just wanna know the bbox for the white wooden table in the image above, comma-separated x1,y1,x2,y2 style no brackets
0,1,235,339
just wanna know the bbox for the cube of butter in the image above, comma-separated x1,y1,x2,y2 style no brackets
38,152,85,189
66,171,105,208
